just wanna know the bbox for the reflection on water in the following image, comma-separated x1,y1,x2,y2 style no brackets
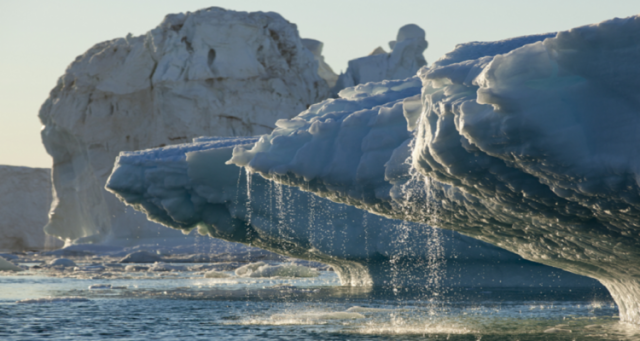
1,263,638,341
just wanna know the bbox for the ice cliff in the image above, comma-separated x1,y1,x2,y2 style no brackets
107,136,598,289
39,7,330,245
226,16,640,324
332,24,428,95
0,166,61,251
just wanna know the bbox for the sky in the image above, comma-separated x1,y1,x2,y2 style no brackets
0,0,638,168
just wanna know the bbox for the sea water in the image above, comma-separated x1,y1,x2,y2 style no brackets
1,256,637,341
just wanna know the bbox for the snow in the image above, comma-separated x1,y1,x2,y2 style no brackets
107,135,598,288
332,24,428,95
227,15,640,324
38,7,330,246
0,166,61,252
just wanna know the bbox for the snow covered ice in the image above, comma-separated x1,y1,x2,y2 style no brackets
38,7,330,246
226,15,640,324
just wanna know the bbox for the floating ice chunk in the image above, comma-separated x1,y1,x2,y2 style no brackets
346,306,395,313
248,264,319,278
16,297,90,304
147,262,186,272
271,312,364,321
88,284,127,290
118,251,163,263
204,270,231,278
74,265,105,272
124,265,148,272
88,284,112,290
234,262,266,277
0,256,23,271
544,327,572,334
47,258,76,267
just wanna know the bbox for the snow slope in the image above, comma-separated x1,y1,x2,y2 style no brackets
0,166,61,251
228,15,640,324
38,7,329,245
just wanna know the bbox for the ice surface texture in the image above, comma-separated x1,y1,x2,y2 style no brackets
230,15,640,324
39,7,330,245
107,136,598,288
0,166,61,251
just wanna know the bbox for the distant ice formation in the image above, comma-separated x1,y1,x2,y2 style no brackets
0,166,61,251
227,16,640,324
107,136,598,288
39,7,330,246
302,39,339,88
332,24,428,95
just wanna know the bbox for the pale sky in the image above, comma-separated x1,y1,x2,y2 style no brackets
0,0,638,168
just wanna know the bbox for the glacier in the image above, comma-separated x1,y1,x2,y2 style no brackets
38,7,330,245
225,15,640,324
107,135,598,288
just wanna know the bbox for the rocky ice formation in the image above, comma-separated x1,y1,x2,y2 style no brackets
0,166,61,251
107,136,599,289
38,7,330,245
332,24,428,95
226,16,640,324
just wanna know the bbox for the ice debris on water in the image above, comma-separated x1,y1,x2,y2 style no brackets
16,297,90,304
235,262,319,278
204,270,231,278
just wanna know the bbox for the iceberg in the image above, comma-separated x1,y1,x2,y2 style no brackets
332,24,428,95
227,15,640,324
0,166,61,251
107,135,598,288
39,7,330,246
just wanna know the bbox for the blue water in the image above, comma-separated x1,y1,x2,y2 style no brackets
1,262,637,340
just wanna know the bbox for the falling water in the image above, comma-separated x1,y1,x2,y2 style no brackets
245,170,253,225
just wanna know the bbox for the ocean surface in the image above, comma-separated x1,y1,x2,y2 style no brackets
1,257,637,341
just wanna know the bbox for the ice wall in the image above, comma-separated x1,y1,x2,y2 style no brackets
228,16,640,324
39,7,329,245
0,166,62,251
107,136,598,289
332,24,428,95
